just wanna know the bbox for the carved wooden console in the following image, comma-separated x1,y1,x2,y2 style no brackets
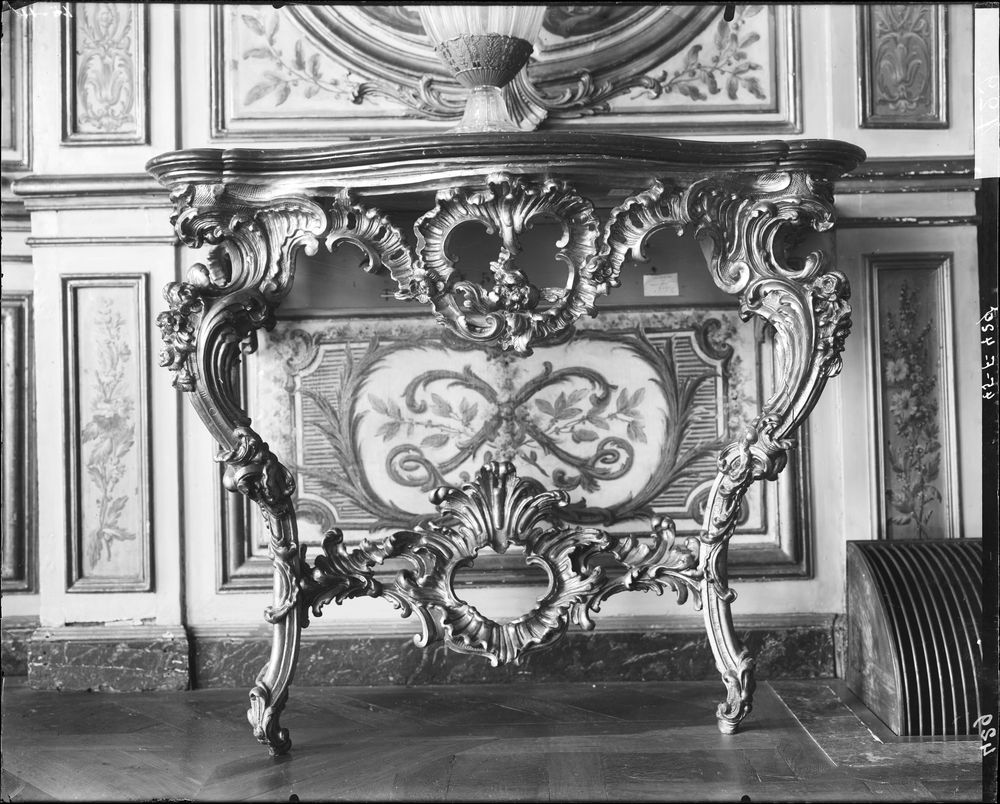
147,132,864,755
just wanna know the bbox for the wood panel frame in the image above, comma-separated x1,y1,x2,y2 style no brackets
61,2,150,145
1,9,32,171
216,306,813,592
63,274,153,592
209,4,801,140
867,252,961,541
857,4,949,130
1,292,36,592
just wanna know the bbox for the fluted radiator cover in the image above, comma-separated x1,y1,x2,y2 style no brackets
846,539,983,736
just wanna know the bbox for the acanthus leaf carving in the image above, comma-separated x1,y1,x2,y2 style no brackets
717,649,757,732
218,426,296,519
157,186,327,392
326,192,424,302
602,180,687,290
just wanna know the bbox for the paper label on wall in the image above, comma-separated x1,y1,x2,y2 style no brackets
643,273,680,297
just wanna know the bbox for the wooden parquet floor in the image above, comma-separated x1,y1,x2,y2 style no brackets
0,678,984,802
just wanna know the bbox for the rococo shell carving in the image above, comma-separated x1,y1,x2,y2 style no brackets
300,461,702,667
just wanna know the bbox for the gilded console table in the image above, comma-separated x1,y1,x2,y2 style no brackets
147,133,864,755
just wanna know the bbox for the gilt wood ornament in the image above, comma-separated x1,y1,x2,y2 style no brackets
147,132,864,754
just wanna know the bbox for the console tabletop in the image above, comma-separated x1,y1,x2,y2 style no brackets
148,132,864,755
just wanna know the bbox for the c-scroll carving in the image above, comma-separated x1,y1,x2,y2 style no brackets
156,185,327,395
300,462,702,668
602,179,687,290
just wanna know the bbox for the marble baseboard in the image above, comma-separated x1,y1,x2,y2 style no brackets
12,618,838,690
27,626,190,692
194,622,836,688
2,616,38,676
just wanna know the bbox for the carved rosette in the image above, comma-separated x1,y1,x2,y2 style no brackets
301,462,701,667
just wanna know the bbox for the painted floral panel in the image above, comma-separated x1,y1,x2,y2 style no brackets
67,280,150,589
250,308,785,552
873,258,957,539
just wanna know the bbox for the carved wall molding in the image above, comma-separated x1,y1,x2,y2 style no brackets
858,4,948,129
64,275,152,592
62,2,149,145
1,293,36,592
867,252,960,540
213,4,799,138
1,9,32,171
147,133,863,753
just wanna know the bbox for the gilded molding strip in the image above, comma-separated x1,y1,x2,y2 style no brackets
1,9,32,170
1,293,35,591
26,236,180,247
838,216,979,228
61,3,149,145
64,275,153,592
858,4,948,129
867,253,960,540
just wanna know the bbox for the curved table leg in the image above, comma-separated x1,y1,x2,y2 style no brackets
683,171,852,733
702,541,756,733
157,187,329,754
221,428,304,755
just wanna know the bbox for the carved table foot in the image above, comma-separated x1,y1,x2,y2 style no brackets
702,541,757,735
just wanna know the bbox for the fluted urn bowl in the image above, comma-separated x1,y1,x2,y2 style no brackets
418,5,546,132
434,33,534,89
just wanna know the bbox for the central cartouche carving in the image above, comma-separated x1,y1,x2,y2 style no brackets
410,173,604,354
301,462,702,667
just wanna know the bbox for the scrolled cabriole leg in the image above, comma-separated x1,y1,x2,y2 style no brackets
683,170,852,734
157,185,331,755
